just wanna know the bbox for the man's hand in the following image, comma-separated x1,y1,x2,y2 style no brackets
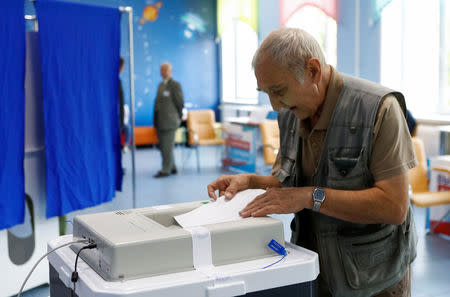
239,187,313,217
207,174,252,200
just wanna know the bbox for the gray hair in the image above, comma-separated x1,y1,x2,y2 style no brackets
252,28,326,83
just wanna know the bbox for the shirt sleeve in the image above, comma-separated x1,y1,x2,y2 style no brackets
271,151,282,177
370,95,418,181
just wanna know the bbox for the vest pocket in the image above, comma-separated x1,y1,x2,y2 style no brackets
337,224,406,290
327,147,369,190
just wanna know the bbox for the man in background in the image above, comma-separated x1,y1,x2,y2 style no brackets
153,62,184,178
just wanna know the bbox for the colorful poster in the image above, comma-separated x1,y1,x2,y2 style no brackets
429,156,450,236
223,123,257,173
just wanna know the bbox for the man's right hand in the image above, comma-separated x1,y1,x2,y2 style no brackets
207,174,252,200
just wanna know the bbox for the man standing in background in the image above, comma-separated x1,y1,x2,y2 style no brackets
153,62,184,178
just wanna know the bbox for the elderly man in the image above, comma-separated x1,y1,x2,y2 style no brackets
207,28,417,297
153,62,184,178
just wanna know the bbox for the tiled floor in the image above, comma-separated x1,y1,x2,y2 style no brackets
15,146,450,297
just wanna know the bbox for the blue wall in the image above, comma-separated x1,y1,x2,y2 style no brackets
257,0,279,106
54,0,219,126
128,0,219,126
338,0,381,82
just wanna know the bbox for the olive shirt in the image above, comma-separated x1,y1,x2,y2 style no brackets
272,66,417,184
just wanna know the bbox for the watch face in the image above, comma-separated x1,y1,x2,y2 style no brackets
313,188,325,202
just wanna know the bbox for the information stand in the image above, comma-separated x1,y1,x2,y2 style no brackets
429,155,450,235
222,122,259,173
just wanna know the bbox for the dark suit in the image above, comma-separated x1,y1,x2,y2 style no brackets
153,78,184,174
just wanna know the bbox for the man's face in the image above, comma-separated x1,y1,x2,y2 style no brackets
255,56,320,120
160,64,171,79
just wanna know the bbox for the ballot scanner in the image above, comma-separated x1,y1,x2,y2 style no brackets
48,200,319,297
70,200,286,281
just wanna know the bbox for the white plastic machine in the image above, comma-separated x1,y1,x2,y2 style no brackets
49,200,320,297
71,201,286,281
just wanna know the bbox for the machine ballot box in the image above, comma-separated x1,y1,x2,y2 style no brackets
429,155,450,235
48,199,319,296
48,235,318,297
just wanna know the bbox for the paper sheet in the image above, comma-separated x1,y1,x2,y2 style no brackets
175,189,266,228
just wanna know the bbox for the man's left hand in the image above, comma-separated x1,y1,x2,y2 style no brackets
239,187,313,217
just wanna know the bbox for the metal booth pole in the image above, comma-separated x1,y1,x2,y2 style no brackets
119,6,137,209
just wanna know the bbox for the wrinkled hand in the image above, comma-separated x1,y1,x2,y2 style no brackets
239,187,313,217
207,174,251,200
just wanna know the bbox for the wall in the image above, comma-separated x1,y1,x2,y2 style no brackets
127,0,219,126
257,0,382,92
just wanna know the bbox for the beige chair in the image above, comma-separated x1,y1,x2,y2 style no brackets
408,137,450,234
186,110,225,171
259,120,280,165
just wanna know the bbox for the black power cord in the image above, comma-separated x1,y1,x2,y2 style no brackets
71,243,97,297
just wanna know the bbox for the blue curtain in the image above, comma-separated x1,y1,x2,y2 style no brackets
0,2,25,230
36,1,122,218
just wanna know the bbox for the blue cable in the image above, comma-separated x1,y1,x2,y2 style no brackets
262,239,287,269
262,254,286,269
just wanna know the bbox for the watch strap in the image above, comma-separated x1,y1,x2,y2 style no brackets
312,200,322,212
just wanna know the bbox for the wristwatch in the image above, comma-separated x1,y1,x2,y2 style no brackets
312,187,326,212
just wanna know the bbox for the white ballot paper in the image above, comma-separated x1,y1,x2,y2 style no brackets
175,189,266,228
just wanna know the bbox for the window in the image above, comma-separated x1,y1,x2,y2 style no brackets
443,1,450,111
285,5,337,67
221,19,258,104
381,0,450,115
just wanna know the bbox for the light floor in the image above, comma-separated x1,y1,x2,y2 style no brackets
16,146,450,297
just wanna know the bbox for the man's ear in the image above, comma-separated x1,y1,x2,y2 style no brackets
306,58,322,84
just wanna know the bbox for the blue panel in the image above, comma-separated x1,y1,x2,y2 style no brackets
0,1,25,230
337,0,381,81
359,0,381,82
258,0,280,106
337,0,357,76
36,1,122,217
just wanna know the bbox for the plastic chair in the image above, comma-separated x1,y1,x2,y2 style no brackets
260,120,280,165
186,110,225,171
408,137,450,234
134,126,158,146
